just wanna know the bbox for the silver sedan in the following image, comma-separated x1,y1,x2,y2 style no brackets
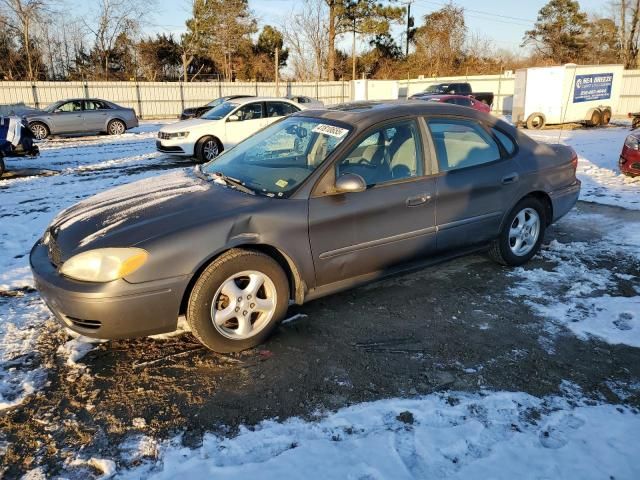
26,98,138,140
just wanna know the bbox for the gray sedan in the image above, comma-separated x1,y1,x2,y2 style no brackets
26,98,138,139
31,101,580,353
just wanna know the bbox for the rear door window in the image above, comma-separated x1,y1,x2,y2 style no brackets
427,118,501,172
266,102,300,117
492,128,517,156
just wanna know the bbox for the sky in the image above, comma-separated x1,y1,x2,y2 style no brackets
78,0,614,54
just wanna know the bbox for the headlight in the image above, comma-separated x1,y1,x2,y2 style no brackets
169,131,189,139
624,135,639,151
59,248,148,282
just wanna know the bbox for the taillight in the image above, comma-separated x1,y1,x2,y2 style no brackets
570,148,578,172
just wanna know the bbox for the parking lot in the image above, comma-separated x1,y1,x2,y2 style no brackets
1,122,639,478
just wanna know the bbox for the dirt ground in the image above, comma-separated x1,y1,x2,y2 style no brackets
1,200,639,478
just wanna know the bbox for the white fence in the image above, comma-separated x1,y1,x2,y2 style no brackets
1,71,638,119
0,80,351,119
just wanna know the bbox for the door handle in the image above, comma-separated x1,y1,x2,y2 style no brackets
501,173,519,185
406,193,432,207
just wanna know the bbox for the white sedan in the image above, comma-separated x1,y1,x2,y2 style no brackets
157,97,308,162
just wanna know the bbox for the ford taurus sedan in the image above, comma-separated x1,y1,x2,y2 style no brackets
31,101,580,353
26,98,138,140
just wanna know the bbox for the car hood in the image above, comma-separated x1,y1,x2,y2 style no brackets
161,117,215,133
48,168,266,261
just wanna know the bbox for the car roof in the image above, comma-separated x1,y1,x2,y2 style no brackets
229,96,299,105
294,100,494,130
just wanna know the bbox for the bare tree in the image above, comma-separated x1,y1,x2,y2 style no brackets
0,0,55,80
282,0,328,81
84,0,149,79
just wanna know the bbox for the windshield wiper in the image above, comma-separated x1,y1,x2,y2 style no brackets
211,171,256,195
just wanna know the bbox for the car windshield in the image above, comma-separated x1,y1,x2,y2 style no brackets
45,102,62,112
201,101,239,120
202,116,351,197
425,85,446,94
205,98,225,108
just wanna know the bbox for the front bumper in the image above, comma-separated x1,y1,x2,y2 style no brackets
549,179,581,222
30,241,190,339
156,137,194,156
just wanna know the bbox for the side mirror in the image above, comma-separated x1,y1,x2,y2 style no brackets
228,114,240,122
335,173,366,193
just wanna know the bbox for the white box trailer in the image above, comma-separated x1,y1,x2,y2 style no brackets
512,64,624,129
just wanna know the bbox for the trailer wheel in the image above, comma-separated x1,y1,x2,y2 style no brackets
526,113,545,130
600,109,611,126
587,109,602,127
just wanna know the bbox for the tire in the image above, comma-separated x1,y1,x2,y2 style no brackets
29,122,49,140
587,110,602,127
600,109,611,126
194,135,221,164
186,249,290,353
488,197,546,266
107,119,126,135
526,113,545,130
0,156,5,177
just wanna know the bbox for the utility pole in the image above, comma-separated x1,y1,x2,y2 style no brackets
352,17,357,81
406,1,412,57
275,47,280,96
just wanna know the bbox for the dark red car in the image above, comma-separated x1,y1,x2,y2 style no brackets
620,132,640,176
410,94,491,113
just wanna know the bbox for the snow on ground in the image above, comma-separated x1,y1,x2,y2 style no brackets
525,125,640,210
116,390,640,480
509,210,640,351
0,121,184,409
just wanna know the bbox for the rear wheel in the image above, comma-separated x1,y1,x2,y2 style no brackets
587,109,602,127
194,135,221,163
107,119,126,135
526,113,545,130
600,109,611,126
29,122,49,140
187,249,290,352
488,197,546,266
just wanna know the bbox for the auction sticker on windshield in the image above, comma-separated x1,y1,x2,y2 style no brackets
312,124,349,138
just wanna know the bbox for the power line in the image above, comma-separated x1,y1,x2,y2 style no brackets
412,0,536,25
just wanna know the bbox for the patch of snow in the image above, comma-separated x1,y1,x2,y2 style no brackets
118,390,640,480
0,295,49,410
509,210,640,348
57,334,107,367
69,457,116,479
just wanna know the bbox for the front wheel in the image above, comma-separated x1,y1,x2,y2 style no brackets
187,249,290,352
488,197,546,266
194,136,221,163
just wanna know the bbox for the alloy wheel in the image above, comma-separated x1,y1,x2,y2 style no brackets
508,207,540,257
109,121,125,135
211,270,277,340
30,124,48,140
204,140,219,160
